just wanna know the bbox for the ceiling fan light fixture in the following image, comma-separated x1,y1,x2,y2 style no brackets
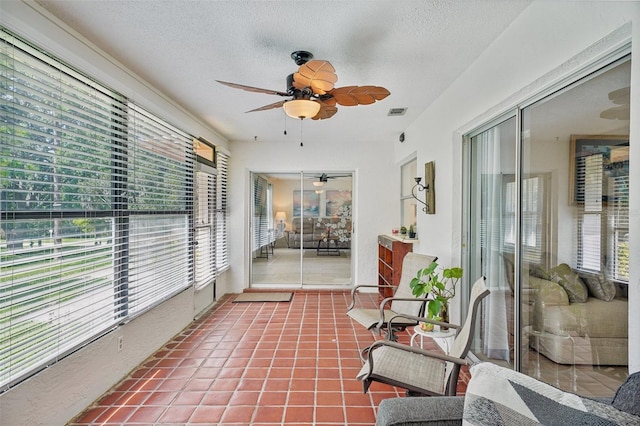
312,181,324,187
283,99,320,119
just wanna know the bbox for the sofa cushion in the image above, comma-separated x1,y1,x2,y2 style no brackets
548,263,589,303
529,263,551,280
463,362,640,425
528,277,570,332
542,298,628,338
578,271,616,302
376,396,464,426
529,277,570,306
612,372,640,417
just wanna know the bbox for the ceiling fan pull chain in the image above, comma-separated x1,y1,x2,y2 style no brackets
283,111,287,135
300,119,303,147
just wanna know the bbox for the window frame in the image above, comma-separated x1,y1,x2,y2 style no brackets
0,28,204,390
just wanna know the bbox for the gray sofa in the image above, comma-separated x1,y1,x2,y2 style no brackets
287,216,351,249
376,364,639,426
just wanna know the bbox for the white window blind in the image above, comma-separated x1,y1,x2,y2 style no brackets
253,175,268,251
128,215,190,315
609,174,629,281
503,175,545,264
126,104,193,316
577,154,603,271
521,176,543,263
0,29,126,389
576,147,629,283
0,29,195,390
215,152,229,272
194,170,215,289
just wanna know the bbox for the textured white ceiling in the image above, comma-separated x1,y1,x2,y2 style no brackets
37,0,532,145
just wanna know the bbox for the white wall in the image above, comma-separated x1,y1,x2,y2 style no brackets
396,1,639,371
224,136,398,295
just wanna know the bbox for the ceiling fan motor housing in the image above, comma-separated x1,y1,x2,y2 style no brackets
291,50,313,65
286,74,313,99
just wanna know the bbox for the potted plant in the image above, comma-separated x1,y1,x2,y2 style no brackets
408,225,416,239
409,261,463,331
400,226,407,235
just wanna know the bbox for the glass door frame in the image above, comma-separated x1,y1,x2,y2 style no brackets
248,170,355,289
461,46,632,380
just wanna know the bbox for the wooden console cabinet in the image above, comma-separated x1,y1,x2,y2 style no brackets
377,235,413,298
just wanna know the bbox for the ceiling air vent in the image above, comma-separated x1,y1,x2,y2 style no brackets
387,107,407,116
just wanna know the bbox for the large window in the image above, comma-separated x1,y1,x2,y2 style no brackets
194,139,217,290
464,53,630,397
574,137,629,281
0,29,199,390
215,152,229,272
504,174,549,264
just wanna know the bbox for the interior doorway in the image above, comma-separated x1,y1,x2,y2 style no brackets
249,171,353,288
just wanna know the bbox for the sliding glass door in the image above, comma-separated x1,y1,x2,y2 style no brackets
466,116,517,366
518,57,630,393
301,172,352,286
250,171,353,288
464,55,630,397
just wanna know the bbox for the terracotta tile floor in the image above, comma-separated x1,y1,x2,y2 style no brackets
69,290,464,425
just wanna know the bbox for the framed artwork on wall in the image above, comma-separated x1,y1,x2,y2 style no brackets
325,190,352,216
569,134,629,204
293,190,320,217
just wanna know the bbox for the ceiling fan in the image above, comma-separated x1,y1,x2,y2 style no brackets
600,86,630,120
217,51,390,120
308,172,351,187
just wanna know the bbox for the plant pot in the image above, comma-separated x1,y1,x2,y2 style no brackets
440,304,449,332
408,232,416,238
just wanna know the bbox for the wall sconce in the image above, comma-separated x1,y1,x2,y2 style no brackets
412,161,436,214
412,177,429,213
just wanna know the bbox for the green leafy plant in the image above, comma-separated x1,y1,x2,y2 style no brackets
400,226,407,234
410,261,463,319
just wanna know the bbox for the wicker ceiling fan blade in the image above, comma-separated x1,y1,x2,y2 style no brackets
367,86,391,100
246,100,286,113
312,104,338,120
294,60,338,95
330,85,390,106
329,86,359,106
608,86,630,105
318,97,337,107
600,105,630,120
216,80,289,97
